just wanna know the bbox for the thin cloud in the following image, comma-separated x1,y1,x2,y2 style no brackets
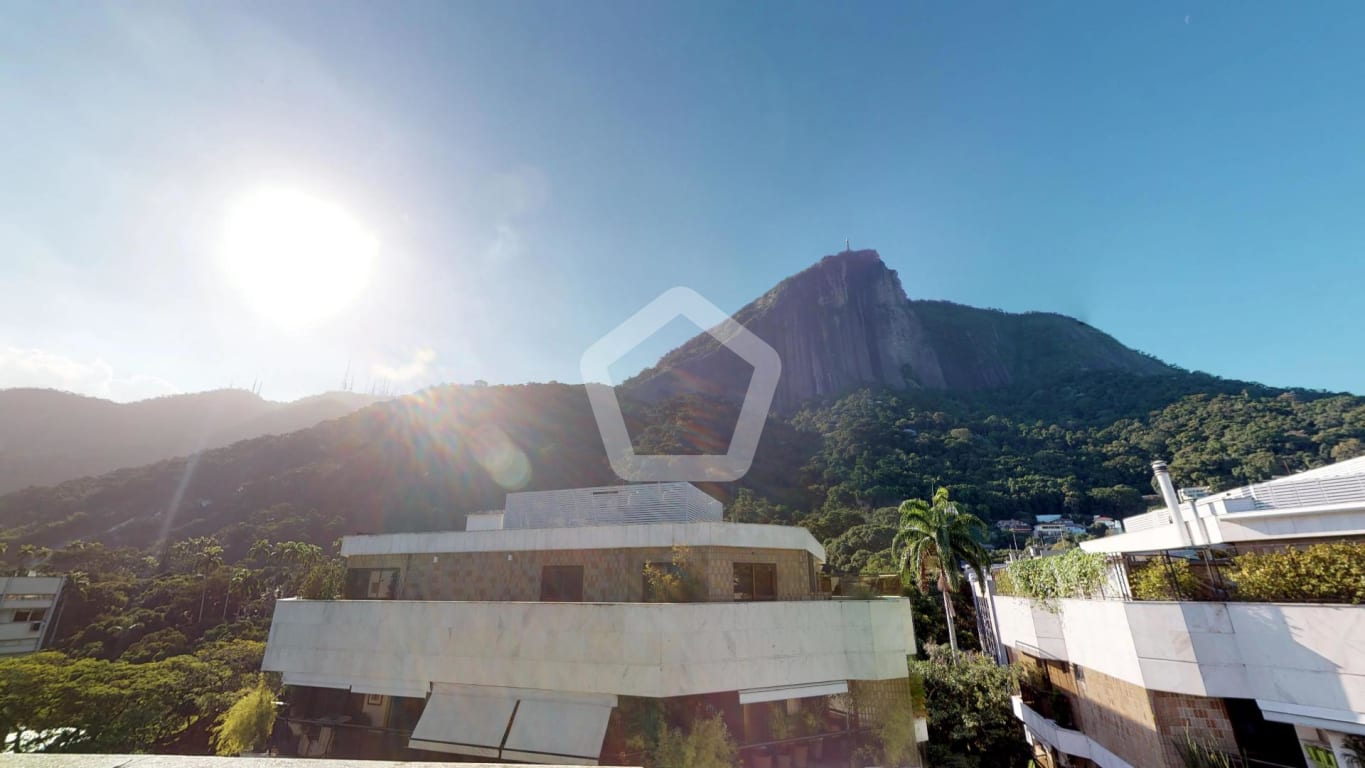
0,346,177,401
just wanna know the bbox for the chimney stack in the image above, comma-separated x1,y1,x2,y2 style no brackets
1152,460,1197,546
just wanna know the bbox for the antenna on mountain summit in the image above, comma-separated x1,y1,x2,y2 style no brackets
845,239,851,252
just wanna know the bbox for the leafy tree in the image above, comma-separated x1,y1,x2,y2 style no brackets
211,676,277,755
892,488,988,653
652,713,737,768
910,645,1029,768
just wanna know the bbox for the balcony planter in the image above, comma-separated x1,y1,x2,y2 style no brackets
792,742,809,768
775,752,792,768
752,748,774,768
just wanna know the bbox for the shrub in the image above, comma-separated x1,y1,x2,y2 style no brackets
643,546,705,602
875,695,918,768
1230,542,1365,604
653,713,737,768
212,676,277,755
997,549,1109,609
1173,730,1234,768
1129,558,1199,601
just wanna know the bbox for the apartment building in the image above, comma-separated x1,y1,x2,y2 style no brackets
978,458,1365,768
0,575,64,656
262,482,923,765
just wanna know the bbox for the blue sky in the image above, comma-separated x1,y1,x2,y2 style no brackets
3,1,1364,401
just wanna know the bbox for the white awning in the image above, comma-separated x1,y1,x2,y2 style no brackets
408,684,618,764
409,684,518,758
738,680,849,705
502,690,617,765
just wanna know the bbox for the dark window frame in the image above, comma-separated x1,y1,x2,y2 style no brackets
733,562,778,601
540,565,585,602
343,568,400,600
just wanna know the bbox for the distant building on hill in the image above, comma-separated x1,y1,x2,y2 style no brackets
0,575,64,656
1032,522,1070,541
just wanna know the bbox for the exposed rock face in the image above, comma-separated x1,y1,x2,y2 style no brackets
627,249,1173,411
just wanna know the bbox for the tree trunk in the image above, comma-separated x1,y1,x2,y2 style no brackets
942,588,959,655
939,570,960,654
199,578,209,624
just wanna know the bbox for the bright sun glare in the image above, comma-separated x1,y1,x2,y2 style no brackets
220,187,377,330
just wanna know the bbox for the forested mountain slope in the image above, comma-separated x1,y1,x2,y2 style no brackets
0,388,381,494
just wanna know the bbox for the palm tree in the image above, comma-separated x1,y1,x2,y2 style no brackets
226,567,256,620
190,539,225,624
892,487,989,654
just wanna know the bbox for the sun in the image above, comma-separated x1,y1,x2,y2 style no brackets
219,187,377,329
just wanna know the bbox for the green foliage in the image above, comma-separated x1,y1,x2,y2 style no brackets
1230,542,1365,604
1173,730,1235,768
1130,558,1199,601
998,549,1110,608
873,694,918,768
892,487,989,592
298,560,345,600
652,713,737,768
793,378,1365,525
824,523,897,573
725,489,795,524
768,706,791,740
211,676,277,755
617,697,665,762
0,649,258,753
910,644,1029,768
642,546,705,602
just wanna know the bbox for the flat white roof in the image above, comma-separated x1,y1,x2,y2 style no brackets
341,521,825,561
1088,454,1365,554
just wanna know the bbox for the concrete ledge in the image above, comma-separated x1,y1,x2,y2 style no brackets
0,756,620,767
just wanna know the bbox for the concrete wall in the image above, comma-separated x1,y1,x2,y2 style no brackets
994,595,1365,733
347,545,819,603
1015,654,1240,768
263,596,915,700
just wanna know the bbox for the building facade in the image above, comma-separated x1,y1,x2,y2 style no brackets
0,575,64,656
262,482,923,765
980,458,1365,768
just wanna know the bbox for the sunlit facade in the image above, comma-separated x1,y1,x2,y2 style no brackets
978,458,1365,768
263,482,924,765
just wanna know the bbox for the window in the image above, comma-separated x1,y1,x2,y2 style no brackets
343,568,399,599
386,696,426,732
5,594,54,601
540,565,584,602
12,609,45,623
733,563,777,601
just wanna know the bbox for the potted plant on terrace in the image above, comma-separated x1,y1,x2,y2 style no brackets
770,707,793,768
791,705,823,768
